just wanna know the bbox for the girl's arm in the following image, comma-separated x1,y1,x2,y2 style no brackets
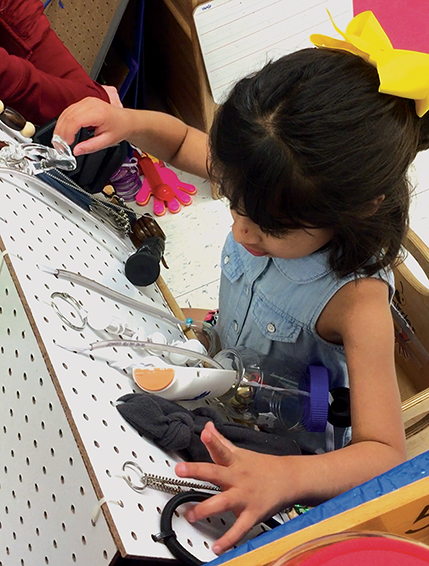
316,275,406,469
54,97,210,179
175,276,406,554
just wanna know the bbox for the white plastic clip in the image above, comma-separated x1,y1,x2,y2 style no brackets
1,249,23,272
91,496,124,525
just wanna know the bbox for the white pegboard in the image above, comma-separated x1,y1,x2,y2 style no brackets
0,167,268,563
0,259,117,566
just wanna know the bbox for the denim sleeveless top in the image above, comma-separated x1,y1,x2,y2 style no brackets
217,232,394,452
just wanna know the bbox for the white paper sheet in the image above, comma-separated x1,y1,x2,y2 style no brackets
194,0,354,104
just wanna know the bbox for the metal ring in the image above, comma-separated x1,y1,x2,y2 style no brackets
122,461,148,493
50,291,87,331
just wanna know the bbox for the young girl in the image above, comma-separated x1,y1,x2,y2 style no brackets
54,13,429,555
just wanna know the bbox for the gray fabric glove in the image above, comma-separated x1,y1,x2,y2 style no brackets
116,392,301,462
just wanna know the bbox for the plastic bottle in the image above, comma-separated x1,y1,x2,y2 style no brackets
214,348,330,433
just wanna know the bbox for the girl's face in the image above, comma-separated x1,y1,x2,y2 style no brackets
230,210,333,260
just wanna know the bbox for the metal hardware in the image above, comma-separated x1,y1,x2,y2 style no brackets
121,461,220,495
50,291,88,331
0,137,76,174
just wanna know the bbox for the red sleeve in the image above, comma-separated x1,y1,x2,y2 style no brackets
0,46,109,125
0,0,110,125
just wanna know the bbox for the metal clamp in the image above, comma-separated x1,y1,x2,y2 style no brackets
121,461,220,495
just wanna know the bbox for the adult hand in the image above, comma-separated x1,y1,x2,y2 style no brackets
101,85,123,108
53,97,132,156
175,421,293,555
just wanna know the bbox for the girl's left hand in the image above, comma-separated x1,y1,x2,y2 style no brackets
175,421,291,555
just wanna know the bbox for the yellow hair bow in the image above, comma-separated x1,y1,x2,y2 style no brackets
310,11,429,117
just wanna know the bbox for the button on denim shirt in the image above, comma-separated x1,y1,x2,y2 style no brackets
217,232,394,452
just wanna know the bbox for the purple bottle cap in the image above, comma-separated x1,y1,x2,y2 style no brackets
301,365,329,432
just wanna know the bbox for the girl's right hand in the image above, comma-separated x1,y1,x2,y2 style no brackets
53,97,132,156
175,421,296,554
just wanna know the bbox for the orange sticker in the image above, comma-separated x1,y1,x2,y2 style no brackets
133,367,175,392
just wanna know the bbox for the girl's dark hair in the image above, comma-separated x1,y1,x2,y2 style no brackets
209,48,429,277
